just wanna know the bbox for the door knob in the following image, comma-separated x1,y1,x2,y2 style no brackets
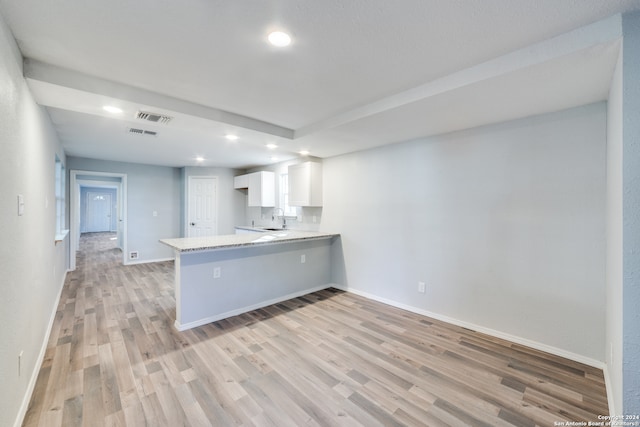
190,222,196,226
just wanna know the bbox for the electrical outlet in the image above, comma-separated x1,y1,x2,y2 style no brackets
213,267,221,279
153,210,158,217
301,254,306,264
129,251,139,260
418,281,426,293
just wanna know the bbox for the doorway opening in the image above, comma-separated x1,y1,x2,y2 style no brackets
70,170,128,270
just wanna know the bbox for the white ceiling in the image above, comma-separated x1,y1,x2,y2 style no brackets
0,0,638,168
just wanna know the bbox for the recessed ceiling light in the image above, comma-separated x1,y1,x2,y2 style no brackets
299,150,310,156
225,134,239,141
195,156,205,162
103,105,123,114
268,31,291,47
266,143,278,149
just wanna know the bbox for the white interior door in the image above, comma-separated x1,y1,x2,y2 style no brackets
86,192,112,232
188,177,218,237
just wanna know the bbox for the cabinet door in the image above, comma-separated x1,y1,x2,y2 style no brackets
288,163,310,206
260,172,275,207
289,162,322,206
247,173,262,206
234,174,249,189
248,172,275,207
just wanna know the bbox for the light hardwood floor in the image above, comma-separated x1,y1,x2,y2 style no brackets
23,232,608,426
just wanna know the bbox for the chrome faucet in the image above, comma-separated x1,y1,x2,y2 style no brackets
272,208,286,228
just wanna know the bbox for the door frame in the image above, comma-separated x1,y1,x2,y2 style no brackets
186,175,218,237
70,170,128,270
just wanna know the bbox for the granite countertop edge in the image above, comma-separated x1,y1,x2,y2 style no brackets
160,230,339,253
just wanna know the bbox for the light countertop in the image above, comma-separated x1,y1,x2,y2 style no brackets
160,230,338,253
234,225,280,232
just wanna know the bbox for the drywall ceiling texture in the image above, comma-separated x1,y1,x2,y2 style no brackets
622,11,640,415
1,0,635,127
322,102,607,362
1,1,639,168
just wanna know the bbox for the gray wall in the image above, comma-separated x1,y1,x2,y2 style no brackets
622,11,640,415
606,42,623,415
0,12,69,427
177,239,332,329
322,102,607,362
68,157,182,262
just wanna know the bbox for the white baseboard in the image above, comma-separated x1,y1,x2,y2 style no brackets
603,364,616,417
175,284,332,331
14,269,68,427
333,284,605,370
125,257,174,266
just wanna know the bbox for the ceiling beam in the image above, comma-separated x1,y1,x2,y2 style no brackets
295,14,623,139
23,58,295,140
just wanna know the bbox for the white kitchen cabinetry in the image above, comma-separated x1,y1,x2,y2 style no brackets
288,162,322,207
248,171,275,207
234,171,275,207
233,174,249,189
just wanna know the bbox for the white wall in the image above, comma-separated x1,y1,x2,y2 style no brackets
0,11,69,427
322,103,607,362
67,157,182,262
606,46,623,415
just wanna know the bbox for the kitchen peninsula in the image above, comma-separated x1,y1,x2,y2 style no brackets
160,230,338,330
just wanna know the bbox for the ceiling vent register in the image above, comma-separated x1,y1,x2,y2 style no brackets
128,128,157,136
136,110,173,124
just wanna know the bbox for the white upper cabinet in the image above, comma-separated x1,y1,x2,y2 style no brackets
233,174,249,189
288,162,322,207
234,171,275,206
247,171,275,207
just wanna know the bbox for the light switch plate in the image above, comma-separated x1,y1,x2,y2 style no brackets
418,282,426,293
18,194,24,216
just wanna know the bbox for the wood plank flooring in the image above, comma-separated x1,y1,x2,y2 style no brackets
23,232,609,426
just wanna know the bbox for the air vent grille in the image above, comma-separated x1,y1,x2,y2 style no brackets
128,128,158,136
136,110,172,124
